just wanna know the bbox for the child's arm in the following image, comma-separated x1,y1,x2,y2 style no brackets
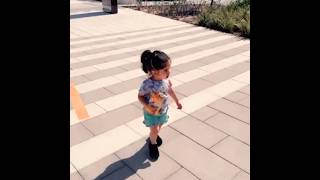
167,80,182,109
138,95,157,114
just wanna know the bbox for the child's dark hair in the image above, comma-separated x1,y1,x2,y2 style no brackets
141,50,170,74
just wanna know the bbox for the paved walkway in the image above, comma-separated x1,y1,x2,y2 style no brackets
70,1,250,179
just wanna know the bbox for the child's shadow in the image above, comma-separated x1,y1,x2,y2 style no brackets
95,139,154,180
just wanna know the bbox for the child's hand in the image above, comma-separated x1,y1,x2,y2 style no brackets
176,102,182,109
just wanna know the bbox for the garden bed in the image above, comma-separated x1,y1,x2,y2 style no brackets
125,0,250,38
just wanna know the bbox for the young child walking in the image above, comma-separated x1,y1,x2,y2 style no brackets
138,50,182,160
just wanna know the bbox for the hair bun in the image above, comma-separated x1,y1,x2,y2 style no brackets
141,50,153,73
141,50,152,64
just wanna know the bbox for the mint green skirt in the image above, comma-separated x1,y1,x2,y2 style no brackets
143,110,169,127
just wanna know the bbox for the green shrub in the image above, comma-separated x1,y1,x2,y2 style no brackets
198,0,250,38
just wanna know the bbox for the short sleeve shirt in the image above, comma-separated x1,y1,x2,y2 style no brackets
138,78,169,115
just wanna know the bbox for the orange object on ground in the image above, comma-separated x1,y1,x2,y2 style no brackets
70,82,89,120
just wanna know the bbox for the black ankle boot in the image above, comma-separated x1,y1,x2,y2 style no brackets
156,136,162,147
148,142,159,160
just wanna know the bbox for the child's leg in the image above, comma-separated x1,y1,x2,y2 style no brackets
158,113,167,132
157,124,163,143
149,125,159,144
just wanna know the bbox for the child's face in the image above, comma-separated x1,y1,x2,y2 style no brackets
151,60,171,80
